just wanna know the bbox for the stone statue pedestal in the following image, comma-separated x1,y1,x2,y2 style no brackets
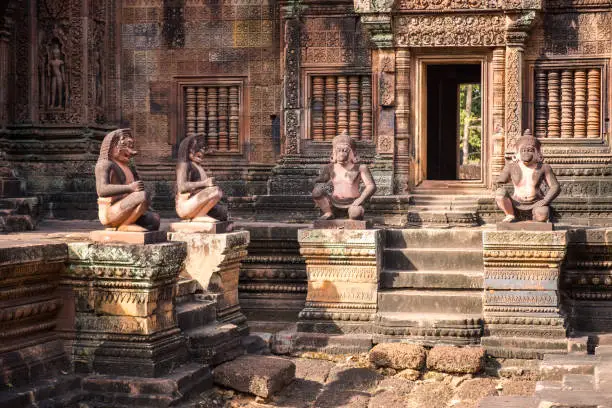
170,220,233,234
89,229,167,244
312,219,371,230
482,231,568,359
497,221,553,231
61,241,212,404
297,228,382,335
168,230,250,336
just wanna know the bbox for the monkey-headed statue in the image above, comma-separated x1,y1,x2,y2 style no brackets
173,134,228,227
312,132,377,222
495,130,560,224
95,128,160,232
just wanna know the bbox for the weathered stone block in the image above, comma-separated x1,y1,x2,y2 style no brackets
297,229,382,335
63,241,188,377
426,346,485,374
168,230,249,334
213,355,295,397
369,343,427,370
0,241,68,389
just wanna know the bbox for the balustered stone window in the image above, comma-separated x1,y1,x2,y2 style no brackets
308,74,373,141
532,64,606,140
175,78,246,154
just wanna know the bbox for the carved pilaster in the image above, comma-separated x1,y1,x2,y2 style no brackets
395,49,410,193
360,76,372,141
534,70,547,138
504,11,536,152
491,48,506,181
482,231,568,359
283,17,301,154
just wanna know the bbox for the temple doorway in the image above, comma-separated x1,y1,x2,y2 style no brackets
425,63,482,181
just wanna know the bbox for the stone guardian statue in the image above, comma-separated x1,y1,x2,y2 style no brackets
175,134,227,223
312,132,377,220
495,130,560,223
95,129,160,232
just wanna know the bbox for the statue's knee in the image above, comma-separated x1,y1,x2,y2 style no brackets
495,187,509,198
312,186,326,199
133,190,148,204
533,206,550,222
211,186,223,200
348,205,364,220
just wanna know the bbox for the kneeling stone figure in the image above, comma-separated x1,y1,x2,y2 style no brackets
312,132,377,220
495,130,560,223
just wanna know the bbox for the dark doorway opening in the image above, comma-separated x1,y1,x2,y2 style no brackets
426,64,482,180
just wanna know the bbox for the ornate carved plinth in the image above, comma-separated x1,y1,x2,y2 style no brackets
482,231,569,359
168,231,250,335
297,229,382,334
0,242,68,389
62,242,189,376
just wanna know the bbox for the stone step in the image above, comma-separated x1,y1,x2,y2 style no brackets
378,289,483,314
561,373,595,391
176,299,216,331
184,323,245,366
384,248,483,271
375,311,482,327
380,269,483,289
536,389,612,407
483,337,569,359
406,211,479,227
385,228,483,249
539,354,600,380
595,345,612,357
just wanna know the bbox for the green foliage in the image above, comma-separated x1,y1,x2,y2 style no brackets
459,84,482,163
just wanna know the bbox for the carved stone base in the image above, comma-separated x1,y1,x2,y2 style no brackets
312,219,371,230
169,221,233,234
62,242,191,376
89,230,167,244
482,231,569,359
168,231,250,335
0,242,68,389
497,221,554,231
297,229,382,336
82,362,212,407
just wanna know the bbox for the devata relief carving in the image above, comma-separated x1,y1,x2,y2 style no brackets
175,134,228,223
95,129,160,232
495,130,560,223
312,132,377,220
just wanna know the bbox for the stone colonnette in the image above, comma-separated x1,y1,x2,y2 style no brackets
60,241,211,406
482,231,568,359
169,230,249,333
297,228,382,334
0,242,68,389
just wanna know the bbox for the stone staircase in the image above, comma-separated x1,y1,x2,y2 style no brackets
374,229,484,345
479,337,612,407
406,182,489,227
175,279,245,366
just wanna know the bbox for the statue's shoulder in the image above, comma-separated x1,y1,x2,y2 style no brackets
358,163,371,173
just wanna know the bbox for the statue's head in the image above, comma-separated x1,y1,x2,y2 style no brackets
515,129,542,165
178,134,207,166
331,131,358,164
99,128,136,164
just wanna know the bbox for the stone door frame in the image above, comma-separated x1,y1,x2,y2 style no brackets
413,52,491,188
